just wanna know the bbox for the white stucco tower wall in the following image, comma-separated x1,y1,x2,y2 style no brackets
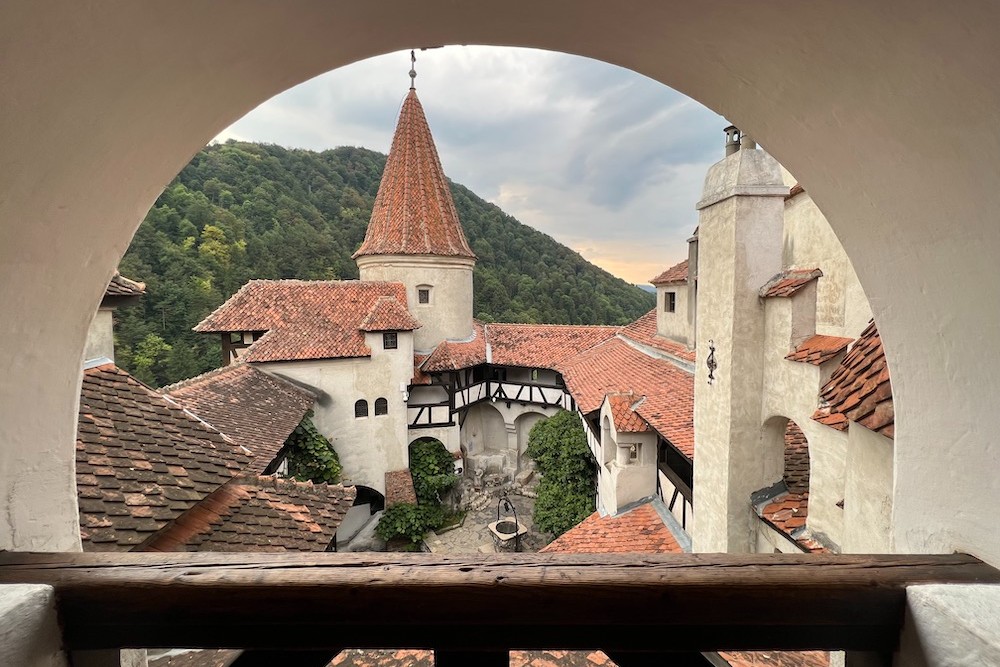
692,145,788,553
357,255,474,352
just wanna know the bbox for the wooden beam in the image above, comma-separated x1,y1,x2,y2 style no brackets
0,553,996,652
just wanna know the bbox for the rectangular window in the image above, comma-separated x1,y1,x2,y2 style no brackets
629,444,639,462
383,332,398,350
418,288,430,304
665,291,676,313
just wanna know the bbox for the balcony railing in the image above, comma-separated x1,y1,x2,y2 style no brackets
1,551,997,666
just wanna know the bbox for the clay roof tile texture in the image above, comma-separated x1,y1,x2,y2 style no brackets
354,89,475,260
541,502,682,554
618,310,696,363
785,334,853,366
649,259,689,285
77,363,250,551
607,394,650,433
359,296,421,332
163,363,315,474
385,469,418,507
812,321,894,439
105,271,146,297
759,269,823,298
486,323,619,369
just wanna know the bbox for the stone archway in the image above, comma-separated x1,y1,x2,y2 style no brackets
4,3,1000,561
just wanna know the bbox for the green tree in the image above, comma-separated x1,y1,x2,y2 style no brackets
526,410,597,537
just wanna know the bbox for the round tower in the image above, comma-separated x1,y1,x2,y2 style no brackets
353,83,476,352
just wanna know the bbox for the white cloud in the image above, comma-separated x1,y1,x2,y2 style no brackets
213,46,726,284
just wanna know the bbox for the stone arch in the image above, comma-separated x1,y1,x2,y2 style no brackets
461,402,507,456
3,4,1000,560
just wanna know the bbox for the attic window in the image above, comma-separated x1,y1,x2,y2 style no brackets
417,288,431,304
665,292,676,313
383,332,398,350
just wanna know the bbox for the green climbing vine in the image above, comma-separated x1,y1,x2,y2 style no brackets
527,409,597,537
284,411,342,484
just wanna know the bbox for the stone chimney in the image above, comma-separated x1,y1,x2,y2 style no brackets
724,125,741,156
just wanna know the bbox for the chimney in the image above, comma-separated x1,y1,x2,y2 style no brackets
724,125,741,156
740,132,757,150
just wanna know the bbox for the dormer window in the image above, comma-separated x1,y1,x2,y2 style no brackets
383,332,398,350
417,286,431,305
665,292,676,313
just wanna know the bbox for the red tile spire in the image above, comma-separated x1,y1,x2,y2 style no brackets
353,87,476,260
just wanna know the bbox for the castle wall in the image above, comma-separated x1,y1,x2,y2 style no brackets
656,284,693,347
842,423,894,553
256,331,414,495
83,309,115,363
356,255,474,352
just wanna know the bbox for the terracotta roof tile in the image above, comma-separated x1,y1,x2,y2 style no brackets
759,269,823,298
783,422,810,495
149,650,239,667
77,363,250,551
329,650,617,667
541,502,682,554
105,271,146,297
143,475,355,553
785,335,853,365
619,310,696,363
649,259,688,285
194,280,410,362
756,492,827,553
811,321,894,439
360,296,421,332
487,323,619,369
412,354,433,385
385,469,417,507
607,394,650,433
559,339,694,458
720,651,829,667
354,89,475,260
422,321,488,371
785,182,806,200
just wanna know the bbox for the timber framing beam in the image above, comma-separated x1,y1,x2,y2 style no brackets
0,552,996,652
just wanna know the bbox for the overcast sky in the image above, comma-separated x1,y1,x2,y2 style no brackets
214,46,727,285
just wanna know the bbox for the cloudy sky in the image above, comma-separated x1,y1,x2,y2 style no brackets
214,46,726,285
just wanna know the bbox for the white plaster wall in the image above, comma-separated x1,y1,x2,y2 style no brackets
461,402,508,456
692,149,787,553
598,399,658,514
0,585,67,667
843,424,894,554
409,424,461,455
656,285,693,346
83,308,115,363
357,255,474,352
257,332,414,495
783,193,872,338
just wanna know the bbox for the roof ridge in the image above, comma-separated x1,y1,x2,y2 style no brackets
160,361,249,394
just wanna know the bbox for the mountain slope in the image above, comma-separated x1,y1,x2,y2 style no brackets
116,141,654,386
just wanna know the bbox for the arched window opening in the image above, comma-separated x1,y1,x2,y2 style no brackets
354,399,369,418
374,397,388,415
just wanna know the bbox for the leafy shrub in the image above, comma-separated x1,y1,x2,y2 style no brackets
526,410,596,537
409,438,458,504
285,411,342,484
375,502,445,545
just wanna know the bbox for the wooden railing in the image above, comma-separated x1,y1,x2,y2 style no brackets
1,552,997,665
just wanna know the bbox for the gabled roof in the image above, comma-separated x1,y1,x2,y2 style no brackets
77,363,250,551
422,321,488,371
559,338,694,458
143,475,355,553
759,269,823,298
541,501,683,554
812,321,894,439
353,89,475,260
487,323,619,368
359,296,421,332
618,309,696,363
649,259,688,285
606,393,650,433
194,280,412,362
163,363,315,473
785,334,853,365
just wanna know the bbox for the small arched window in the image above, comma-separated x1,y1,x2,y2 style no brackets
374,397,388,416
354,399,369,418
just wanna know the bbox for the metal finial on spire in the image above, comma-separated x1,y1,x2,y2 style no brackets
409,50,417,89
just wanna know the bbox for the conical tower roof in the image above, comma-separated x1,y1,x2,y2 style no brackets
353,89,476,260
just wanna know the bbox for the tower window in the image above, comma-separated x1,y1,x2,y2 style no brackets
354,400,369,418
375,398,388,416
665,291,676,313
383,332,398,350
417,288,430,304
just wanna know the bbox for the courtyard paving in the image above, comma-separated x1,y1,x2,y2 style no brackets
425,490,551,554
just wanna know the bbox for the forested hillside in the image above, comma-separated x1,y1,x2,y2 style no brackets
116,141,654,386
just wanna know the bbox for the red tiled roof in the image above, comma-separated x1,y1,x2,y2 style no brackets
607,393,650,433
487,323,619,369
330,650,617,667
759,269,823,298
757,492,827,553
541,502,682,554
105,271,146,297
353,89,475,260
721,651,829,667
649,259,688,285
77,363,250,552
412,354,432,385
785,182,806,200
422,321,488,371
359,296,421,332
143,475,355,553
194,280,410,362
149,650,239,667
164,363,314,473
619,310,696,363
783,422,810,494
385,469,417,507
785,334,853,366
560,338,694,458
812,321,894,439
